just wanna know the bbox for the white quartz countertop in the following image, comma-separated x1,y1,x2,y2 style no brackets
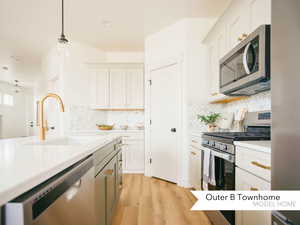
234,141,271,153
69,129,144,135
0,134,120,206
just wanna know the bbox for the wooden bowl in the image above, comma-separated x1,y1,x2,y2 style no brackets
96,124,114,130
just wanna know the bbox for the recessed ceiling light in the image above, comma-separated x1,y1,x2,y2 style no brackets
101,20,113,28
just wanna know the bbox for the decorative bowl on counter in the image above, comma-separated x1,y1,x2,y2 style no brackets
119,125,129,130
96,124,114,130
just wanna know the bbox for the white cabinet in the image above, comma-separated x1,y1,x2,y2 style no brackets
88,64,144,109
208,41,219,96
189,146,202,189
109,69,127,108
236,168,271,225
227,10,250,49
122,133,145,173
235,142,271,225
248,0,271,32
189,135,203,189
126,69,144,109
89,69,110,108
209,28,227,96
204,0,271,101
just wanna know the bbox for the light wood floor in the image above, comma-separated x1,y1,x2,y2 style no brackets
112,174,212,225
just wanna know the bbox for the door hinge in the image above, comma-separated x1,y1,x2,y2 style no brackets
148,79,152,85
150,120,152,125
149,158,152,164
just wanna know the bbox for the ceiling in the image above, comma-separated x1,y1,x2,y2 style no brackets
0,0,232,62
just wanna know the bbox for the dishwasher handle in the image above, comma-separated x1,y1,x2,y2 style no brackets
5,156,93,225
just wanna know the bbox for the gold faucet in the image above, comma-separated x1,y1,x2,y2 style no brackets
39,93,65,141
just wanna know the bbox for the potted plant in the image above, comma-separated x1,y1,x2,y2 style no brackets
197,113,221,132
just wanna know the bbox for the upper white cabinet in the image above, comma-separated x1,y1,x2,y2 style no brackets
126,69,144,109
110,69,127,108
227,10,250,49
204,0,271,99
89,69,110,108
88,64,144,109
248,0,271,32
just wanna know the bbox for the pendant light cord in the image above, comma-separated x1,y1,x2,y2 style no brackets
61,0,64,36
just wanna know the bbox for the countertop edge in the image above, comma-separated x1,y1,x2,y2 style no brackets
234,141,271,153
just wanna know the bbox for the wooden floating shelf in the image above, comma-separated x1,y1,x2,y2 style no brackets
93,108,144,111
209,96,249,104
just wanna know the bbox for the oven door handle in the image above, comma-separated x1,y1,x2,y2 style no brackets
211,150,235,163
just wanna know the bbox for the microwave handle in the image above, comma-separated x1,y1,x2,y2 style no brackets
243,42,252,75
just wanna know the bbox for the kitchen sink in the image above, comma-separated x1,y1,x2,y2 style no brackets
22,136,104,146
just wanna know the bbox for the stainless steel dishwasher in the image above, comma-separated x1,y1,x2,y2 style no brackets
4,156,100,225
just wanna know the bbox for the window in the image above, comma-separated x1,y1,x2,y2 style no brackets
3,94,14,106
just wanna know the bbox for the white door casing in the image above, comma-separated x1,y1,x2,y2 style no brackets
149,62,182,183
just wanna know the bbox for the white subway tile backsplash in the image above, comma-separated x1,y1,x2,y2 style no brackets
188,91,271,132
65,105,144,131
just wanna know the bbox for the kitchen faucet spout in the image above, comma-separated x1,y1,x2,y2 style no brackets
39,93,65,141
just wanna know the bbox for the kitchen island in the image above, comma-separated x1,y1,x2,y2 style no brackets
0,134,120,207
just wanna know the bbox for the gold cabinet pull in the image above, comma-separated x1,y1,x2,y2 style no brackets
191,140,198,143
190,151,197,155
104,169,114,176
251,161,271,170
250,187,259,191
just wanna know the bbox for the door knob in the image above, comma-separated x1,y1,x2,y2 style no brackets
171,128,176,132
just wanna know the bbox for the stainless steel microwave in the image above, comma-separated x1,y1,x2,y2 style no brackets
220,25,271,96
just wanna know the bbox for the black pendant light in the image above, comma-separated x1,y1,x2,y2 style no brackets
58,0,69,44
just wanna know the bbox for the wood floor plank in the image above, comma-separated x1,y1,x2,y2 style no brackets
112,174,212,225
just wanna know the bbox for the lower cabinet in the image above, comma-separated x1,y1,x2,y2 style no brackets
235,167,271,225
122,134,145,173
95,151,122,225
189,145,202,189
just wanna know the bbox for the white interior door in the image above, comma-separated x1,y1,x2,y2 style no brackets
150,63,180,183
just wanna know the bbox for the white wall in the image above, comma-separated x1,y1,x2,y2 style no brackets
144,18,216,187
42,43,145,135
0,81,34,138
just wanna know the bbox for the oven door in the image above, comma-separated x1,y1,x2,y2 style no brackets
208,149,235,190
208,149,235,225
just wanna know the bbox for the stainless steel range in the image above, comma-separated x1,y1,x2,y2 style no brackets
201,111,271,225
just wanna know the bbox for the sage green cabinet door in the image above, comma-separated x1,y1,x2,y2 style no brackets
95,169,106,225
116,151,123,198
105,157,117,225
